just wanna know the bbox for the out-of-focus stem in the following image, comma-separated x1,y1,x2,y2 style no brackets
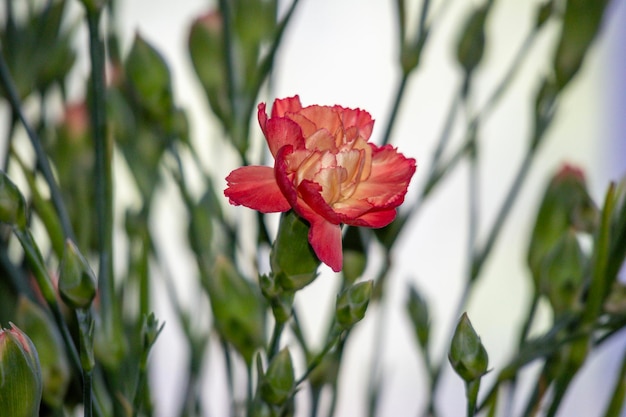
602,348,626,417
381,72,410,146
86,7,117,329
0,52,75,242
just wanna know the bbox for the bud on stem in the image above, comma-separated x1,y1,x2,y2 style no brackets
0,324,43,417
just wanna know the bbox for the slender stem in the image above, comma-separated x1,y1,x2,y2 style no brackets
83,370,94,417
381,72,410,146
218,0,237,125
0,51,75,242
366,253,392,417
470,146,534,282
602,347,626,417
220,339,236,416
294,330,341,388
465,379,480,417
246,0,300,118
327,335,348,417
2,111,16,171
268,321,285,360
86,7,116,327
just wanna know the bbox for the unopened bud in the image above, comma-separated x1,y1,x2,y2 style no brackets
16,298,70,408
456,5,490,78
448,313,489,382
0,171,28,229
58,239,97,309
271,211,320,291
0,323,43,417
539,229,586,316
260,348,295,406
204,256,265,364
406,285,430,349
335,281,373,329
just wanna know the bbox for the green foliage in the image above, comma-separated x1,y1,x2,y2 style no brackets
0,1,624,416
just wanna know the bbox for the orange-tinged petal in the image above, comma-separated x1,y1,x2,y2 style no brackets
298,106,342,138
339,107,374,140
351,208,397,228
264,117,305,156
302,209,343,272
271,95,302,118
349,145,416,209
225,166,290,213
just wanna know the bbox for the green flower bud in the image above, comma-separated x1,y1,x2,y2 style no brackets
0,323,43,417
271,211,320,291
456,5,490,79
188,11,231,128
125,33,174,120
335,281,373,329
58,239,97,309
552,0,611,91
0,170,28,229
539,229,586,316
139,313,164,372
16,298,70,409
448,313,489,382
527,165,597,286
260,348,295,406
406,285,430,349
204,256,265,364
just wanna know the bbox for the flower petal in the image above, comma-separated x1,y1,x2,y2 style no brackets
351,208,397,228
264,117,306,156
338,107,374,141
306,211,343,272
349,144,416,209
271,95,303,118
225,166,290,213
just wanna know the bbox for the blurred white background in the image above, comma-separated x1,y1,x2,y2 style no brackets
105,1,626,416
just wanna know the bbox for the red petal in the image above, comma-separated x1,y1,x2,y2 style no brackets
338,107,374,140
306,212,343,272
350,145,416,209
225,166,290,213
349,209,397,228
298,180,342,224
275,145,299,207
265,118,306,157
271,96,302,118
258,103,269,137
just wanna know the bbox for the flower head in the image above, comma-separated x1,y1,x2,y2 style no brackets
225,96,416,271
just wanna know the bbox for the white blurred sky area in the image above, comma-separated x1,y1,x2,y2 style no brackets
3,0,623,416
116,1,626,416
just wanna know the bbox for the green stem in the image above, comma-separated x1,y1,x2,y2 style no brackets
366,253,392,417
86,7,116,327
465,379,480,417
0,51,75,242
246,0,300,119
294,329,341,388
77,308,95,417
83,370,94,417
381,71,410,146
218,0,237,123
602,347,626,417
1,111,16,171
470,146,535,282
268,321,286,360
